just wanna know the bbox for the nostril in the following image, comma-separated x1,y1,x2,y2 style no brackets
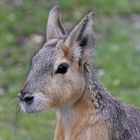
24,95,34,105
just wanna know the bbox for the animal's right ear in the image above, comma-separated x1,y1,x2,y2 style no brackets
65,12,95,62
46,6,67,41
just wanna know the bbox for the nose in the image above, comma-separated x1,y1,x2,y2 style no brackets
19,90,34,105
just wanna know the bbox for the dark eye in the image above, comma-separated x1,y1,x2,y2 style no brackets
55,63,69,74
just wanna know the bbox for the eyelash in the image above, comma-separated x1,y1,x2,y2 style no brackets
55,63,69,74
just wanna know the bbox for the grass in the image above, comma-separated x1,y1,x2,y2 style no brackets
0,0,140,139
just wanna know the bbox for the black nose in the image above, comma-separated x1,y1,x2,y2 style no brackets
24,95,34,104
19,90,34,105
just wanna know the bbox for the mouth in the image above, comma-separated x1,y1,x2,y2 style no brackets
19,93,49,113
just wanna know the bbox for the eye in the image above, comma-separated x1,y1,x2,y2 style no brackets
55,63,69,74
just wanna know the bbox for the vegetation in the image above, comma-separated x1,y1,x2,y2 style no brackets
0,0,140,139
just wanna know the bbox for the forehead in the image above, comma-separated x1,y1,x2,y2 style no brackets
32,40,61,65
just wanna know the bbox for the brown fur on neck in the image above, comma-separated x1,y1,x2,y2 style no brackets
54,91,111,140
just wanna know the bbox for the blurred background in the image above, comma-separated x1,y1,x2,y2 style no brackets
0,0,140,139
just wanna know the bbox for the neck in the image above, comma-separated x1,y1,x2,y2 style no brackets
55,92,96,140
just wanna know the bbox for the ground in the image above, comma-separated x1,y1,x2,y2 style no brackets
0,0,140,140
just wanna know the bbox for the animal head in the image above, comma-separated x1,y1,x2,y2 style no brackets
19,6,96,113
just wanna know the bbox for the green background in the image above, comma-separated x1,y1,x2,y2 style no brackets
0,0,140,139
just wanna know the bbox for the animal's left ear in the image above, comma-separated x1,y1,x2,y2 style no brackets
47,6,67,41
65,12,96,61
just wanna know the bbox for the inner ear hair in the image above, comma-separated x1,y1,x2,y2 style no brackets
78,37,88,46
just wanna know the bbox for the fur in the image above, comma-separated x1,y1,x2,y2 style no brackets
19,6,140,140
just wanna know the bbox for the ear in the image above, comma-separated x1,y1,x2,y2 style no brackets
47,6,67,41
65,12,96,61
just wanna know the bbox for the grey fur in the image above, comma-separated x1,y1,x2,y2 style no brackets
84,63,140,139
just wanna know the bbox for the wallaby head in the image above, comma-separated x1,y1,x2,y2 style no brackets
19,6,96,113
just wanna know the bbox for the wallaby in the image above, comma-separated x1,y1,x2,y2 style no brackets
19,6,140,140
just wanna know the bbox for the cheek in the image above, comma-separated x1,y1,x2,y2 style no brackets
46,72,85,107
61,82,84,106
